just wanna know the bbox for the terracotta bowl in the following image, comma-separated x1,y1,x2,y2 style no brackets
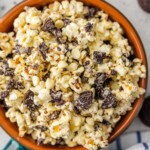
0,0,148,150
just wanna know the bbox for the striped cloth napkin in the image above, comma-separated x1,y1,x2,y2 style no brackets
107,131,150,150
2,130,150,150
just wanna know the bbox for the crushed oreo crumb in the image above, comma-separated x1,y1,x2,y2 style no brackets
101,88,117,109
56,138,65,145
62,18,71,26
37,138,44,145
54,29,63,43
49,110,61,120
7,79,24,90
50,90,62,102
42,18,55,32
23,47,33,55
38,42,49,60
15,44,22,54
84,7,99,19
31,63,39,70
75,91,93,111
93,51,106,64
57,47,61,51
35,125,48,132
81,76,88,83
0,91,9,100
4,69,14,76
85,23,93,32
30,112,36,122
24,90,38,111
111,70,117,76
50,90,65,105
94,72,109,87
1,60,14,76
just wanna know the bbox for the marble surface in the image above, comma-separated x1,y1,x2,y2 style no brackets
0,0,150,149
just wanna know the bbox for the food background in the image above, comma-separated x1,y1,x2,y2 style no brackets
0,0,150,149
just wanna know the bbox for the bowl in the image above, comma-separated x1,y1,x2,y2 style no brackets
0,0,148,150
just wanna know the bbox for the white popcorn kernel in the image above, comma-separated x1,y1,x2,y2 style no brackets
60,75,70,88
34,96,43,105
8,59,16,68
84,123,93,132
115,65,127,76
71,48,80,60
9,93,18,101
31,16,42,25
55,20,64,29
58,61,68,68
100,44,111,55
62,0,69,9
62,23,79,39
32,76,40,86
71,115,84,127
74,66,84,75
86,117,94,126
68,62,78,71
45,78,54,89
38,88,50,100
51,67,61,77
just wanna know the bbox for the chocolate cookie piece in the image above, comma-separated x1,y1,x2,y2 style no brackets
62,18,71,27
0,91,9,100
49,110,61,120
85,23,93,32
139,96,150,127
42,18,55,32
138,0,150,13
1,60,14,76
101,88,117,109
50,90,65,106
24,90,38,111
75,91,93,111
111,70,117,76
93,51,107,64
84,7,99,19
56,138,65,145
7,79,24,90
35,125,48,132
38,42,49,60
94,72,109,87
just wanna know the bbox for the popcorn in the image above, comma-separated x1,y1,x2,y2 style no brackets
58,61,68,68
45,78,55,89
32,76,40,86
71,48,81,60
0,0,146,150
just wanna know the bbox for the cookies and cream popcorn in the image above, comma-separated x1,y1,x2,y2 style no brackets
0,0,146,150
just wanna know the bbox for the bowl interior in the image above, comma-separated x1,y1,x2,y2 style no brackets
0,0,147,150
